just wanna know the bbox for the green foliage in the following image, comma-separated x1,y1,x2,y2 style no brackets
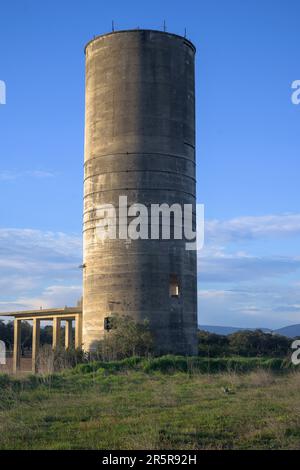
0,320,14,348
40,325,54,345
0,320,33,350
198,330,230,357
1,322,292,360
72,355,294,375
0,320,61,350
198,329,291,358
228,330,290,357
93,315,154,361
73,356,143,374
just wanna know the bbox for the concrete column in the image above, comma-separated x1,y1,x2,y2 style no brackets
32,318,40,374
75,314,82,349
52,317,61,349
65,319,73,349
13,319,21,374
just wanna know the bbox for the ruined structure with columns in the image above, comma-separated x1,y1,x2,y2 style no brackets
1,308,82,374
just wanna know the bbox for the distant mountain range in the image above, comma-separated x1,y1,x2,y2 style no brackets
199,324,300,338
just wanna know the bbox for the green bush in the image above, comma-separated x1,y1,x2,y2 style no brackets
198,329,292,358
92,315,154,361
73,356,143,374
198,330,230,357
72,355,295,376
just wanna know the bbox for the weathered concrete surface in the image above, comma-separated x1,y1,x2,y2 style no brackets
83,30,197,355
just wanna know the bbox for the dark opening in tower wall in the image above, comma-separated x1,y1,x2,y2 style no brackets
170,274,180,297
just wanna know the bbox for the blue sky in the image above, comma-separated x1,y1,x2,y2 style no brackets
0,0,299,328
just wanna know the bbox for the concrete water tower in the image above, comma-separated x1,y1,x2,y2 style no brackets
83,29,198,355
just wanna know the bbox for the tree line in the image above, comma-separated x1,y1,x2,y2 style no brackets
198,329,293,358
0,319,294,358
0,320,54,351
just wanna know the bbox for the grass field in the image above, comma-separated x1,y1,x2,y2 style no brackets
0,356,300,450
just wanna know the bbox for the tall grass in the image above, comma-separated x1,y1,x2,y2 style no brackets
72,355,294,375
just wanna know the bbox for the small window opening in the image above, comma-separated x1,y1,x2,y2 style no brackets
170,274,180,297
104,316,114,331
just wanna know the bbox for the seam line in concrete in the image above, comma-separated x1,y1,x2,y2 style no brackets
84,152,196,166
83,188,196,199
83,169,196,183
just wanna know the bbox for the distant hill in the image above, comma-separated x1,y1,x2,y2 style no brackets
199,324,300,338
199,325,271,335
274,324,300,338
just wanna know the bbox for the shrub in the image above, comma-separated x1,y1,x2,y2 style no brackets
93,315,154,361
228,330,290,357
198,329,291,358
198,330,230,357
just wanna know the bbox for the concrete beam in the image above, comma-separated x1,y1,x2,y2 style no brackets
0,307,82,318
9,313,78,322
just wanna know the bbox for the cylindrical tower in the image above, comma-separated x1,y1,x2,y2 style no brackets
83,29,197,355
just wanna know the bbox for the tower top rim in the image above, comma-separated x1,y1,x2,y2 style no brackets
84,29,196,55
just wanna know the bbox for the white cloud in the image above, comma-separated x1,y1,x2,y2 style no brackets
198,284,300,328
198,289,233,299
198,213,300,283
0,228,81,259
0,170,55,181
197,213,300,327
0,213,300,328
206,214,300,243
198,252,300,283
0,229,82,314
0,285,82,313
